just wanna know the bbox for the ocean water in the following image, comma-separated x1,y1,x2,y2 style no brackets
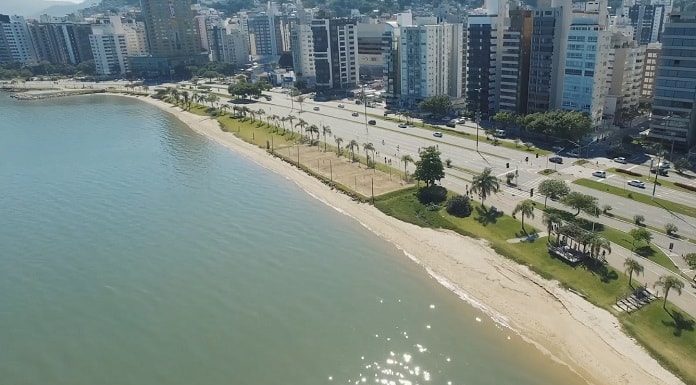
0,93,586,385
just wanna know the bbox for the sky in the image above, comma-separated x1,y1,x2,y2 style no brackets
3,0,87,16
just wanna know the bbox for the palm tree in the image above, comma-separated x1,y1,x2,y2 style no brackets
334,137,344,155
287,115,296,136
623,258,644,287
256,109,265,125
654,275,685,310
279,116,287,134
471,167,500,208
207,93,219,108
270,115,280,132
220,104,229,116
589,235,611,259
181,90,190,110
542,212,563,243
363,142,375,167
232,105,240,117
401,155,414,181
347,140,359,162
306,124,319,142
321,125,332,151
249,109,256,122
170,88,180,105
296,119,308,139
512,200,535,233
240,106,250,119
296,95,305,112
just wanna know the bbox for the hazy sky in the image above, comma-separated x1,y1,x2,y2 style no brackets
2,0,87,16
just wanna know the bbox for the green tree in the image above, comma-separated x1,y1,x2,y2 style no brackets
654,275,685,310
517,110,591,141
512,200,535,232
492,111,515,130
306,124,319,142
418,95,452,118
634,214,645,225
537,179,570,207
629,227,652,249
561,192,598,216
401,154,414,181
624,258,644,287
413,146,445,187
685,253,696,280
471,167,500,207
589,234,611,259
665,223,678,236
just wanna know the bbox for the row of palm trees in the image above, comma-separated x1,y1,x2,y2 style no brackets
541,211,612,260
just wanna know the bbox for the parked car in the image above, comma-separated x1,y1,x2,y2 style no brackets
592,170,607,178
351,112,359,117
658,161,670,169
433,132,443,138
628,180,646,188
549,156,563,164
494,129,506,138
398,124,407,128
445,122,456,128
313,106,320,111
368,120,377,125
613,157,627,164
457,118,467,124
337,103,344,108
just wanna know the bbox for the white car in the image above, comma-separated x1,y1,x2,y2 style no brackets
658,161,670,169
337,104,344,108
628,180,645,188
614,157,627,164
592,170,607,178
433,132,443,138
313,106,320,111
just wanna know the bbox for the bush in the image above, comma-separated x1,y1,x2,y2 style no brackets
634,214,645,225
616,168,642,177
446,194,472,217
417,185,448,204
665,223,678,236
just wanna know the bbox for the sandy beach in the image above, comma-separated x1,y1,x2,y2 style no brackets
100,93,683,385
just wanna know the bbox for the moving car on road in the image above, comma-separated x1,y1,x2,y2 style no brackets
628,180,645,188
433,132,443,138
368,120,377,125
313,106,320,111
398,124,407,128
351,112,359,117
592,170,607,178
337,104,344,108
613,157,627,164
549,156,563,164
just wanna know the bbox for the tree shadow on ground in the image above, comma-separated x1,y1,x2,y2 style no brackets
475,206,498,226
583,258,619,283
635,245,657,258
662,309,696,337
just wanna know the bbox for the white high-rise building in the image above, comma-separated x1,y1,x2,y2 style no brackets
0,14,37,64
603,28,645,123
290,21,315,83
208,23,250,66
398,22,463,106
122,19,148,57
89,17,129,76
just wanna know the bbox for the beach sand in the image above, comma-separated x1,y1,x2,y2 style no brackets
115,94,683,385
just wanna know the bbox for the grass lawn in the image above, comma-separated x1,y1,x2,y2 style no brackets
375,188,628,308
621,302,696,384
539,169,556,176
218,115,297,149
574,159,590,166
573,178,696,218
599,227,679,273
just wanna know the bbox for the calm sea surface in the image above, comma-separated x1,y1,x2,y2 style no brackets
0,93,586,385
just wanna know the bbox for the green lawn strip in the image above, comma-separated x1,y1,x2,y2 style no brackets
539,169,556,175
604,212,696,247
375,189,695,384
574,159,590,166
620,302,696,385
599,227,680,273
606,168,696,195
573,178,696,219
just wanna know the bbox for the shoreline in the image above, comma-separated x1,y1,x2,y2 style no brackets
106,93,683,385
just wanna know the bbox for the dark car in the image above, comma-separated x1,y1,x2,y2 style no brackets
549,156,563,164
368,120,377,125
445,122,456,128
